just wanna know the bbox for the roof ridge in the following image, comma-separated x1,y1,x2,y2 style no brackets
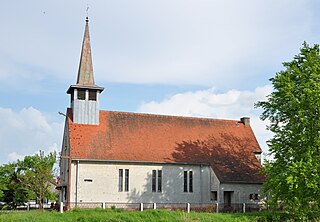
100,109,244,123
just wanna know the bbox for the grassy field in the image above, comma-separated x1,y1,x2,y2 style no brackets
0,208,273,222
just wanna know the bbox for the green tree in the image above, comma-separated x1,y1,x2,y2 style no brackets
18,151,57,210
256,42,320,220
0,163,30,209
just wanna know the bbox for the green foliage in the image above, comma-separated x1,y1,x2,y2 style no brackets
256,42,320,220
0,151,57,210
18,151,57,210
0,163,30,209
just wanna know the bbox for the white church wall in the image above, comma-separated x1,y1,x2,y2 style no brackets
69,161,212,204
209,169,262,204
218,183,262,204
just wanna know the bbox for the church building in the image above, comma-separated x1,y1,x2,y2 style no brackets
59,18,264,210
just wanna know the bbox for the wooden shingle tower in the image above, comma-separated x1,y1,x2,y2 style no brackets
67,17,104,124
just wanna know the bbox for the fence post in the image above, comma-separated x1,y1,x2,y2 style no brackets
243,203,246,213
140,203,144,211
216,203,219,213
186,203,190,213
102,202,106,209
60,202,64,213
153,203,157,209
27,202,30,211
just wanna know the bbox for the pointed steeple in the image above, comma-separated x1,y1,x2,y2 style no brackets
77,17,94,85
67,17,104,125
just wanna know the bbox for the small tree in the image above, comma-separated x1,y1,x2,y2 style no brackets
256,42,320,220
0,163,30,209
18,151,57,210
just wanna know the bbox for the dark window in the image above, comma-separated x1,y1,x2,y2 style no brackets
64,187,67,201
157,170,162,192
254,194,259,200
125,169,129,192
89,90,97,101
77,89,86,100
119,169,123,192
152,170,157,192
189,171,193,192
183,170,193,193
70,92,74,103
249,194,253,200
183,171,188,192
211,191,218,201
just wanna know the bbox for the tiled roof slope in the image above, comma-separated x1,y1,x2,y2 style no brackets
67,108,264,183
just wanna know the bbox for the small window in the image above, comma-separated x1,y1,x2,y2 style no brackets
189,171,193,192
183,170,193,193
151,170,162,193
119,169,129,192
77,89,86,100
183,171,188,192
89,90,97,101
152,170,157,192
211,191,218,201
64,187,67,201
249,193,259,200
70,92,74,103
119,169,123,192
84,178,93,182
157,170,162,192
125,169,129,192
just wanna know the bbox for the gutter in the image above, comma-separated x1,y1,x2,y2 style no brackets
70,158,209,166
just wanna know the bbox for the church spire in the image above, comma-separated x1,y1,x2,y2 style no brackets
67,17,104,125
77,17,94,85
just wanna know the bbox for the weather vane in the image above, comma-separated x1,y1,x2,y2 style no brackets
86,4,89,17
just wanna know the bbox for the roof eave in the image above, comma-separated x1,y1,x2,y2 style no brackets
220,180,264,184
66,85,104,94
69,158,210,166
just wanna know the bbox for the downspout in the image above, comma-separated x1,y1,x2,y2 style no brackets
209,167,212,201
200,165,203,203
67,158,71,210
75,160,79,208
218,180,220,204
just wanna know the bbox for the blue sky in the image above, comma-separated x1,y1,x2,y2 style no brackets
1,0,320,164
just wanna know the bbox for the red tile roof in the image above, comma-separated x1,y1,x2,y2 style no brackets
66,108,264,183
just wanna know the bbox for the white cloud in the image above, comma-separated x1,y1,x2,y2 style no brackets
0,0,319,89
138,85,273,158
0,107,64,164
8,152,25,163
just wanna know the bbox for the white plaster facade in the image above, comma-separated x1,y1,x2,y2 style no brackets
210,170,261,204
68,161,212,204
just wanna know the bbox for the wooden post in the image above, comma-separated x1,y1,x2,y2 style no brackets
140,203,144,211
187,203,190,213
153,203,157,209
216,203,219,213
243,203,246,213
102,202,106,209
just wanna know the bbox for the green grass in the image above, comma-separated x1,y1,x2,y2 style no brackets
0,208,275,222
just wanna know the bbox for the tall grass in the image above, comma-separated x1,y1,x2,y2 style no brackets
0,208,268,222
